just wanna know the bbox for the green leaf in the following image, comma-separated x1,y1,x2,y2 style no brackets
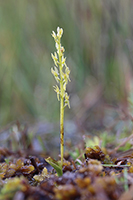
45,157,63,176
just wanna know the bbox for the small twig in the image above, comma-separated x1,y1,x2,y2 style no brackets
71,159,77,170
102,164,130,168
75,159,83,165
110,131,133,155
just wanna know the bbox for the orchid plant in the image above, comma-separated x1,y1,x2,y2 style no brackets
46,27,70,173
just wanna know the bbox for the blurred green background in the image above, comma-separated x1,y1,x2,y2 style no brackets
0,0,132,126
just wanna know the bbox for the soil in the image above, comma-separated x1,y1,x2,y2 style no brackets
1,136,133,200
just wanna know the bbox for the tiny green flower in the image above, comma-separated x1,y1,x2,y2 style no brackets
51,53,58,67
55,42,59,50
63,82,67,91
65,65,70,82
57,27,63,39
51,67,60,83
51,31,57,40
62,56,66,65
53,85,60,101
64,92,70,108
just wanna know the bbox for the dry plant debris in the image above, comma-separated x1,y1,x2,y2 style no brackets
0,145,133,200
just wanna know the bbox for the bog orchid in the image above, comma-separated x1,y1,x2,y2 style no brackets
51,27,71,167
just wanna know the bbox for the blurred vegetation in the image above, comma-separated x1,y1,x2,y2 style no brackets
0,0,133,125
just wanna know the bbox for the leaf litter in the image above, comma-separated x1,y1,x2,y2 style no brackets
0,121,133,199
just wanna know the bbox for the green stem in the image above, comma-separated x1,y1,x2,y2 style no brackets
59,41,64,167
60,91,64,167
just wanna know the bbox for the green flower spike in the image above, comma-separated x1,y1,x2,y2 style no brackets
51,27,71,167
